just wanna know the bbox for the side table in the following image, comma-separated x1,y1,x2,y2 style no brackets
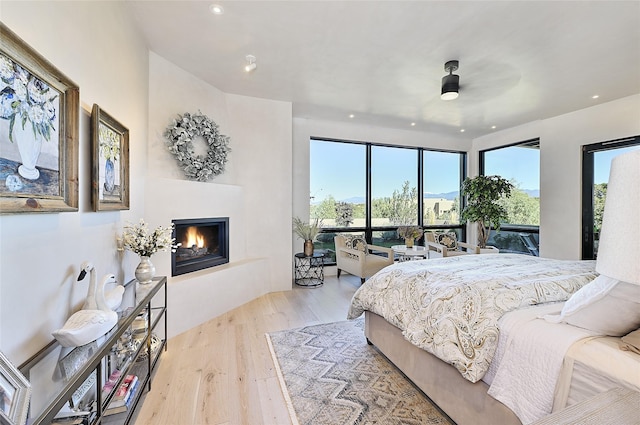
294,252,325,287
391,245,429,262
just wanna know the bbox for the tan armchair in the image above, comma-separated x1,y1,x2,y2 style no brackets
424,231,480,258
334,235,394,283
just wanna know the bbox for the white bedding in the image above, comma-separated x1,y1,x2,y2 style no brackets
485,303,598,424
348,254,597,382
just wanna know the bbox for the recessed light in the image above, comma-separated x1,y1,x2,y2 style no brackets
491,125,497,129
460,129,465,133
244,55,256,72
210,4,224,14
410,122,416,126
349,114,355,119
592,95,599,99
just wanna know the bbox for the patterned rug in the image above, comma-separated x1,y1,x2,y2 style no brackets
266,318,454,425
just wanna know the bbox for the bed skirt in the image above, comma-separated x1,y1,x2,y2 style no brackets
364,311,522,425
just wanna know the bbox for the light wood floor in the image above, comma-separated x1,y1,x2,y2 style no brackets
132,274,362,425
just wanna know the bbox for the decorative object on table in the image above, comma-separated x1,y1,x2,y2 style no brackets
0,351,31,425
397,225,422,248
78,261,124,311
164,111,231,182
52,274,119,347
90,104,129,211
460,175,514,248
0,23,79,214
122,219,175,284
293,217,321,256
132,333,163,363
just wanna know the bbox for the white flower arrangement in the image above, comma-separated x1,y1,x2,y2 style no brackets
122,219,176,258
0,53,58,142
99,123,120,162
164,111,231,182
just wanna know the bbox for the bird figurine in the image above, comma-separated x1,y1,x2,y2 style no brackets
52,274,119,347
78,261,124,311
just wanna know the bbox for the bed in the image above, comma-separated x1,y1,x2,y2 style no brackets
347,254,640,425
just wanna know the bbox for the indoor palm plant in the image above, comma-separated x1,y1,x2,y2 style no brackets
293,217,321,256
460,175,514,249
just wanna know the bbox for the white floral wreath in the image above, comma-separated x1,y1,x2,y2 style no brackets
164,111,231,182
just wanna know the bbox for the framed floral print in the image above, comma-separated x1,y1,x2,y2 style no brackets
0,23,79,214
0,351,30,425
91,104,129,211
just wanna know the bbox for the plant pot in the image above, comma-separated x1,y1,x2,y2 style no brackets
405,238,414,248
303,240,314,256
135,256,156,284
479,246,500,254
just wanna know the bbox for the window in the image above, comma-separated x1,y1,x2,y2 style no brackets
310,139,466,263
582,136,639,259
371,146,418,226
480,139,540,255
423,150,463,226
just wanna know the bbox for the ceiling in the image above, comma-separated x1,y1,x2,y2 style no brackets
126,1,640,139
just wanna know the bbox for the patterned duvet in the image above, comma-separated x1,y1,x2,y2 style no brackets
347,254,597,383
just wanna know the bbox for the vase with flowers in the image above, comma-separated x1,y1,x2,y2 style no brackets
122,219,175,284
397,225,422,248
0,55,59,180
293,217,321,256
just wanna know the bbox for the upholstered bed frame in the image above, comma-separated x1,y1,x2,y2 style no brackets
365,311,522,425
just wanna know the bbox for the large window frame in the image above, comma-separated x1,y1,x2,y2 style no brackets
310,138,467,263
479,138,540,255
581,135,640,259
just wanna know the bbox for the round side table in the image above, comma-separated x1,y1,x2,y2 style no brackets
294,252,325,287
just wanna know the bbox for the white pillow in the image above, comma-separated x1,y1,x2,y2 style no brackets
544,275,640,336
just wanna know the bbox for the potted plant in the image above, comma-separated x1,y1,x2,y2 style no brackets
397,225,422,248
460,175,514,252
293,217,321,256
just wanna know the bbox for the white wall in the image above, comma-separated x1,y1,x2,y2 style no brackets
0,2,149,363
0,4,293,364
144,53,293,338
471,95,640,259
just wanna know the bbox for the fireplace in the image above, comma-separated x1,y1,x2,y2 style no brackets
171,217,229,276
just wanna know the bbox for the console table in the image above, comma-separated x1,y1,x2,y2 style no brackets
294,252,325,287
19,276,167,425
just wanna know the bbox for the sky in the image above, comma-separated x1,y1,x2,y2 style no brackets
310,141,464,201
594,145,640,184
310,140,636,202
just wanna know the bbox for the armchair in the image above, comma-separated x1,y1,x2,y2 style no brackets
334,235,394,284
424,231,480,258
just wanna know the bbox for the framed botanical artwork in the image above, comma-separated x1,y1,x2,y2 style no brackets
91,104,129,211
0,23,79,214
0,351,31,425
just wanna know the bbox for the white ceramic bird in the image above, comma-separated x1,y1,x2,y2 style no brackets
52,274,119,347
78,261,124,311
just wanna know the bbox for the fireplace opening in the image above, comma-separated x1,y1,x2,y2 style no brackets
171,217,229,276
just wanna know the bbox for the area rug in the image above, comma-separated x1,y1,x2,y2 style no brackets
266,318,454,425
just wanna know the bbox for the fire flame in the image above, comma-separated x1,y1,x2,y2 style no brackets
184,226,205,248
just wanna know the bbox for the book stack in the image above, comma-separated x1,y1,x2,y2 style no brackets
104,374,139,416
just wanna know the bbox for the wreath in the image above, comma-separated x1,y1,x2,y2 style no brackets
164,111,231,182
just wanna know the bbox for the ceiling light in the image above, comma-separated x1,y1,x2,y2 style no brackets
592,95,600,99
460,129,465,133
491,125,497,129
349,114,355,118
441,60,460,101
411,122,416,126
244,55,256,72
210,4,224,14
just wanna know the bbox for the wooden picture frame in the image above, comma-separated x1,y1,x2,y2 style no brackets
0,351,31,425
91,104,129,211
0,23,79,214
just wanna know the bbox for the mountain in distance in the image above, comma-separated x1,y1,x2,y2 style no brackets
332,188,539,204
